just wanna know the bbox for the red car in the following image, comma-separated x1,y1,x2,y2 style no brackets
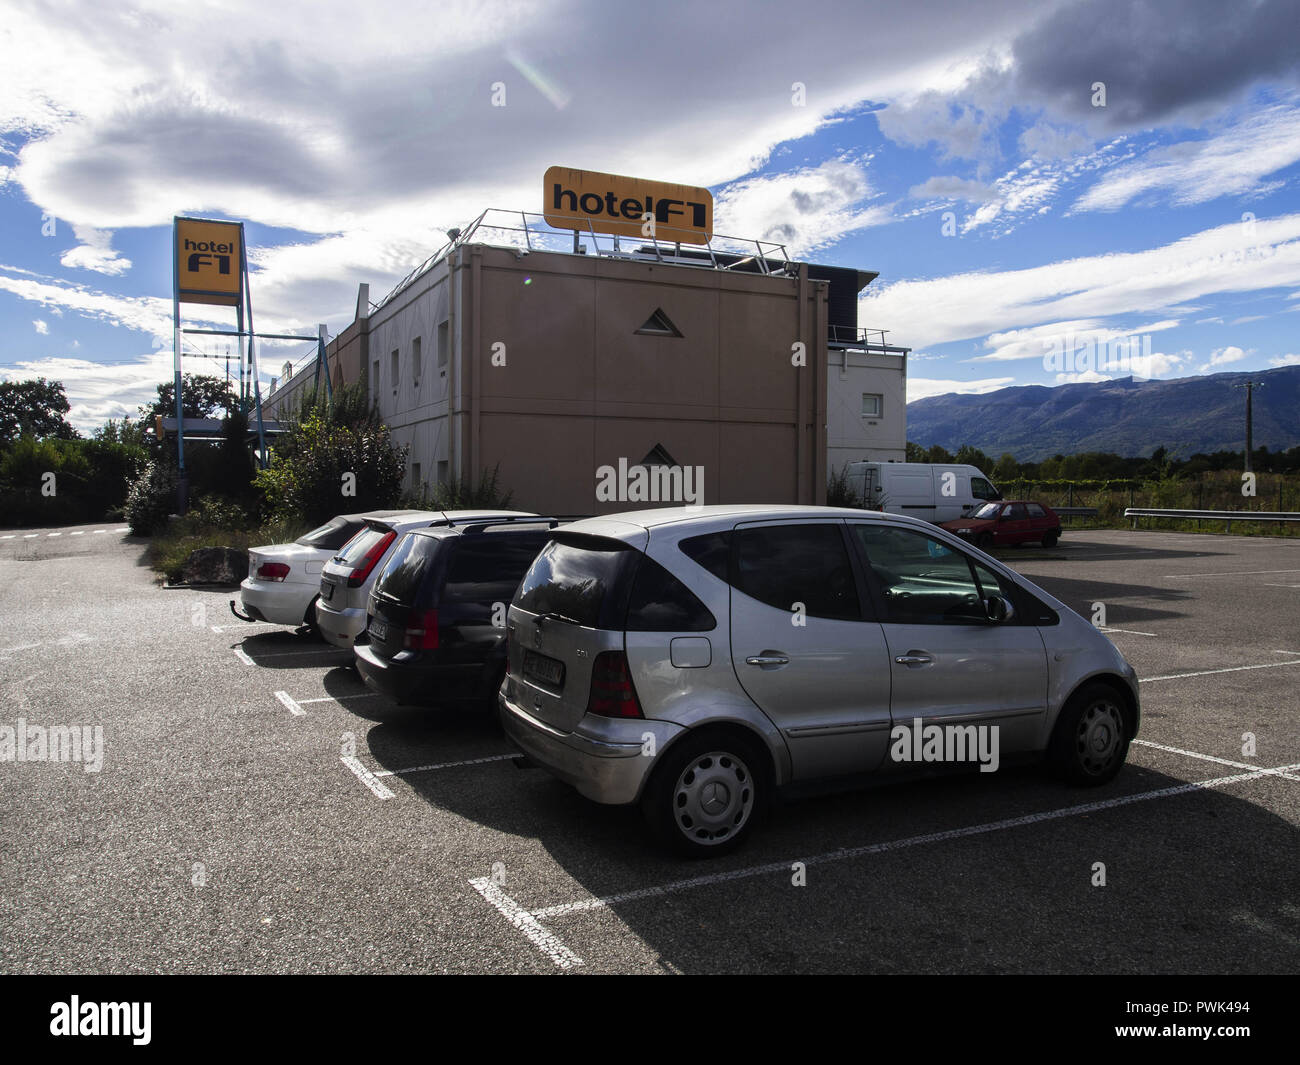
941,500,1062,549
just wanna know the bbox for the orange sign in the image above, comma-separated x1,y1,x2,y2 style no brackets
175,218,242,306
543,166,714,244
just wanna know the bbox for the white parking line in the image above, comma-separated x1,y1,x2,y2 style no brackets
92,530,106,534
1133,739,1300,783
0,535,13,540
296,693,381,704
375,753,516,778
70,531,84,536
275,690,307,716
1100,627,1158,637
1141,659,1300,682
232,646,347,664
23,534,38,539
1163,568,1300,579
47,532,61,537
470,877,583,970
521,762,1300,925
339,756,395,799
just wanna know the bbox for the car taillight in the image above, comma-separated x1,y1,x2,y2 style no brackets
403,610,439,650
346,531,397,587
257,562,290,582
586,651,642,719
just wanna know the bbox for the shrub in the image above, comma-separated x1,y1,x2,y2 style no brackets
402,464,513,511
124,459,178,536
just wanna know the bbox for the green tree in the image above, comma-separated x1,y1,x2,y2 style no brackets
94,415,149,447
954,444,993,472
0,378,78,442
139,374,235,423
254,410,407,526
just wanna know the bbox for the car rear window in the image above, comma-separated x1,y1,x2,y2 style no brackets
442,534,552,604
297,518,365,550
336,523,391,565
513,536,637,629
373,533,441,604
1027,504,1046,518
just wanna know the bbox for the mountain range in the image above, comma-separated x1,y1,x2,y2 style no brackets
905,366,1300,461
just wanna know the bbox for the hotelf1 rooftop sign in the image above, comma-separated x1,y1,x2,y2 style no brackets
544,166,714,244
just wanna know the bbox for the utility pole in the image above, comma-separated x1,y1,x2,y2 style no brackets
1233,381,1265,473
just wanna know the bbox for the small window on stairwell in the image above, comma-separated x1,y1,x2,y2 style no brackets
635,308,682,337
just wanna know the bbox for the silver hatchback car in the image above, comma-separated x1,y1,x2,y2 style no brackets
500,505,1140,857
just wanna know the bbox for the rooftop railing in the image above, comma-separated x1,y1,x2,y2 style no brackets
376,208,795,309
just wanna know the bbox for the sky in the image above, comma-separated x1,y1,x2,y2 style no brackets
2,0,1300,435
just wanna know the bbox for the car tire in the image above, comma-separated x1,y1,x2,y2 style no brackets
1049,683,1130,786
303,595,322,638
642,728,770,858
975,532,994,551
1043,529,1060,548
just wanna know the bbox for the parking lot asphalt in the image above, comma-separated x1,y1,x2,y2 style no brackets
1,522,1296,974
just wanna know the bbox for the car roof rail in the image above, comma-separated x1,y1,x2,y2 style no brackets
456,514,590,535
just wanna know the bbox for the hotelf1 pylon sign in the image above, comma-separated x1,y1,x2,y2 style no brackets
171,216,265,503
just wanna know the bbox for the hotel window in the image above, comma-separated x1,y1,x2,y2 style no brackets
861,393,882,418
437,320,449,370
391,349,399,392
412,336,422,386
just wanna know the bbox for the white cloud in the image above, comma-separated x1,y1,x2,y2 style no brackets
32,318,48,334
861,213,1300,350
1073,102,1300,212
1199,345,1250,372
712,160,891,257
59,225,132,276
1268,353,1300,366
907,376,1014,403
0,353,175,435
908,176,998,202
1018,122,1095,161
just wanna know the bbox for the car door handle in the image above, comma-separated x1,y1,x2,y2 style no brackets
745,653,790,667
894,652,934,666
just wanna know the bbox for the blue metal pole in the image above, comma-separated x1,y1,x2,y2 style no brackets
172,217,187,513
240,225,269,468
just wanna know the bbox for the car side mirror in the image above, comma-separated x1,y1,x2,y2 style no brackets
984,596,1013,623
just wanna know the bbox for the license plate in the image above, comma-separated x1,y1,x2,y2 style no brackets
322,582,334,601
368,618,388,641
523,650,565,688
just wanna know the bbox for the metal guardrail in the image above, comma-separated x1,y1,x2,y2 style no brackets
1125,507,1300,529
1054,507,1099,517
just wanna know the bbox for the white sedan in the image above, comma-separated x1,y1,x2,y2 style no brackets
233,511,430,633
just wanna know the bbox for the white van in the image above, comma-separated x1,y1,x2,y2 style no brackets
843,462,1001,523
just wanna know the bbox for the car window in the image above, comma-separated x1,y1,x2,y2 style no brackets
972,503,1002,519
373,534,441,603
679,532,730,581
732,524,861,621
335,523,392,565
851,525,987,624
513,536,637,630
1026,504,1046,518
1007,504,1029,521
626,555,715,631
297,518,364,551
971,477,998,500
442,535,550,604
